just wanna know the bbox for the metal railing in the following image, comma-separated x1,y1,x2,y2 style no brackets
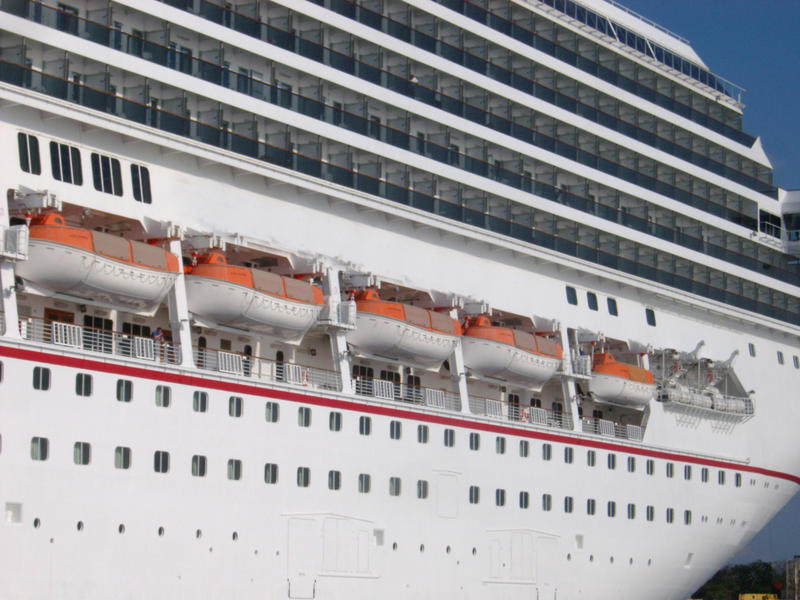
581,417,644,441
658,386,754,419
469,395,574,430
352,377,462,412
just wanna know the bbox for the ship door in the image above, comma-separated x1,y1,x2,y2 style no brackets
536,537,559,600
288,518,318,598
83,315,112,354
44,308,74,344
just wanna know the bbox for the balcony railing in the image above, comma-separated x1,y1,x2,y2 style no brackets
469,395,574,430
581,417,644,441
352,376,462,412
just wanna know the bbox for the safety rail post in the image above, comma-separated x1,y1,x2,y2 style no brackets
167,237,196,368
322,266,352,394
558,322,580,431
448,308,471,414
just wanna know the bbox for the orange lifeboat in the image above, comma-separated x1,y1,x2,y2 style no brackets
184,252,323,342
15,213,180,311
461,315,562,389
589,352,655,408
346,288,461,368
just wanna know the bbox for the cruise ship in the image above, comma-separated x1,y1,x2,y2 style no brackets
0,0,797,598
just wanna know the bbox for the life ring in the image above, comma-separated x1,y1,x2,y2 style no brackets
520,408,530,422
707,370,713,384
300,369,310,386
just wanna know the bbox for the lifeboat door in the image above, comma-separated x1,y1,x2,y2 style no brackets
287,517,318,598
536,536,559,600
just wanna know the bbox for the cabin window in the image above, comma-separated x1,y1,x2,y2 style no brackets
701,468,709,482
33,366,50,391
563,496,573,513
496,489,506,507
116,379,132,402
607,501,616,518
443,428,455,447
328,470,341,490
607,454,616,470
227,459,242,481
297,406,311,427
155,385,170,407
74,373,92,397
565,286,578,305
153,450,170,473
586,499,596,515
587,450,596,466
18,133,41,174
735,473,742,487
469,432,480,451
607,297,618,316
627,457,635,472
265,401,279,422
542,494,552,511
192,455,207,477
49,142,82,185
748,343,756,357
353,364,374,395
0,361,3,382
718,471,726,485
417,480,429,499
73,441,91,465
666,508,674,523
358,473,371,493
646,459,654,475
666,463,674,478
417,424,429,443
90,153,123,196
777,351,785,365
389,477,401,497
646,506,654,521
684,465,692,480
131,164,152,203
507,394,520,420
264,463,278,484
229,396,242,417
794,356,799,369
587,292,598,311
645,308,656,326
115,446,131,469
405,374,421,402
296,467,310,487
329,411,342,431
564,447,573,463
519,491,530,509
684,510,692,525
627,503,636,520
359,416,372,436
30,436,49,460
469,486,480,504
193,391,208,413
380,370,401,399
542,444,552,461
390,420,402,440
519,440,529,457
496,437,506,455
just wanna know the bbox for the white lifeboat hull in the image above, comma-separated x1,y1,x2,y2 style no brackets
16,240,177,312
461,336,560,389
347,313,459,369
589,373,655,408
185,276,321,343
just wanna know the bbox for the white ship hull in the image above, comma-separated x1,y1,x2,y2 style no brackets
462,336,561,389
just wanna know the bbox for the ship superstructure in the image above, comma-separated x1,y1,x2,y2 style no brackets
0,0,798,598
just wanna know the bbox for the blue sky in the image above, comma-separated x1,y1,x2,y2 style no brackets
623,0,800,564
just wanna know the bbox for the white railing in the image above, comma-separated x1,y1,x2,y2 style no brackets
352,378,461,412
659,386,754,420
581,417,644,441
133,337,156,361
469,396,574,430
218,351,244,375
51,321,82,348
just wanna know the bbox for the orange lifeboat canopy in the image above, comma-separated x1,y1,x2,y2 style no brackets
353,288,460,335
592,352,654,385
463,315,562,359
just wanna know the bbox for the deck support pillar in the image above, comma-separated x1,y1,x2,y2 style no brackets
558,322,580,432
322,267,353,395
450,309,471,415
167,238,195,368
0,198,20,339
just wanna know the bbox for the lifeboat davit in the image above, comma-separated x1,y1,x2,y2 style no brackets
346,289,461,369
15,213,180,311
589,352,656,408
184,252,323,343
461,315,562,389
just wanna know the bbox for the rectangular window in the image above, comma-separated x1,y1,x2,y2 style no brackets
264,463,278,484
735,473,742,487
586,498,596,515
718,471,726,485
417,424,429,443
73,441,91,465
542,494,552,511
607,501,616,517
75,373,92,396
519,491,530,509
563,496,573,513
519,440,529,457
587,291,598,311
49,141,82,185
297,406,311,427
645,308,656,327
297,466,310,487
646,505,654,521
131,164,152,203
153,450,170,473
33,366,51,391
18,133,41,174
666,463,674,478
496,489,506,507
778,351,785,365
417,480,429,499
684,465,692,480
469,432,480,450
748,343,756,357
328,470,341,490
564,447,573,463
389,477,401,496
646,459,655,475
265,401,280,422
469,486,480,504
666,508,674,523
359,416,372,435
193,391,208,412
114,446,131,469
444,428,455,447
192,454,207,477
496,436,506,455
587,450,596,466
701,468,709,482
627,503,636,519
390,420,402,440
607,454,616,470
155,385,171,407
358,473,371,493
227,459,242,480
684,510,692,525
627,456,635,472
116,379,133,402
31,436,49,460
565,286,578,305
329,411,342,431
542,444,552,461
229,396,243,417
90,153,123,196
607,297,618,316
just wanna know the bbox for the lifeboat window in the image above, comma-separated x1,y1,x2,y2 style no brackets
153,450,170,473
328,470,341,491
131,164,152,204
542,494,552,511
628,504,636,520
359,416,372,436
389,421,402,440
496,437,506,455
519,440,529,457
90,153,123,196
469,432,480,451
193,391,208,413
607,501,617,518
443,429,455,447
389,477,402,497
777,351,785,365
116,380,133,403
586,450,596,467
701,468,709,482
626,457,635,472
718,470,726,485
542,444,552,461
666,463,674,478
49,142,83,185
228,396,243,418
587,292,598,311
469,486,480,505
297,407,312,427
607,297,618,316
155,385,171,408
684,465,692,480
30,437,49,461
565,286,578,305
563,447,573,463
114,446,131,470
265,402,280,423
646,506,654,521
563,496,573,513
748,343,756,357
735,473,742,487
264,463,278,484
296,467,310,488
607,454,616,470
684,510,692,525
519,491,530,509
73,442,91,466
666,508,674,524
586,499,596,515
18,133,41,175
417,425,429,444
417,480,429,499
191,455,207,477
32,366,51,391
329,411,342,431
645,308,656,327
646,459,654,475
496,489,507,507
227,459,242,481
358,473,371,494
